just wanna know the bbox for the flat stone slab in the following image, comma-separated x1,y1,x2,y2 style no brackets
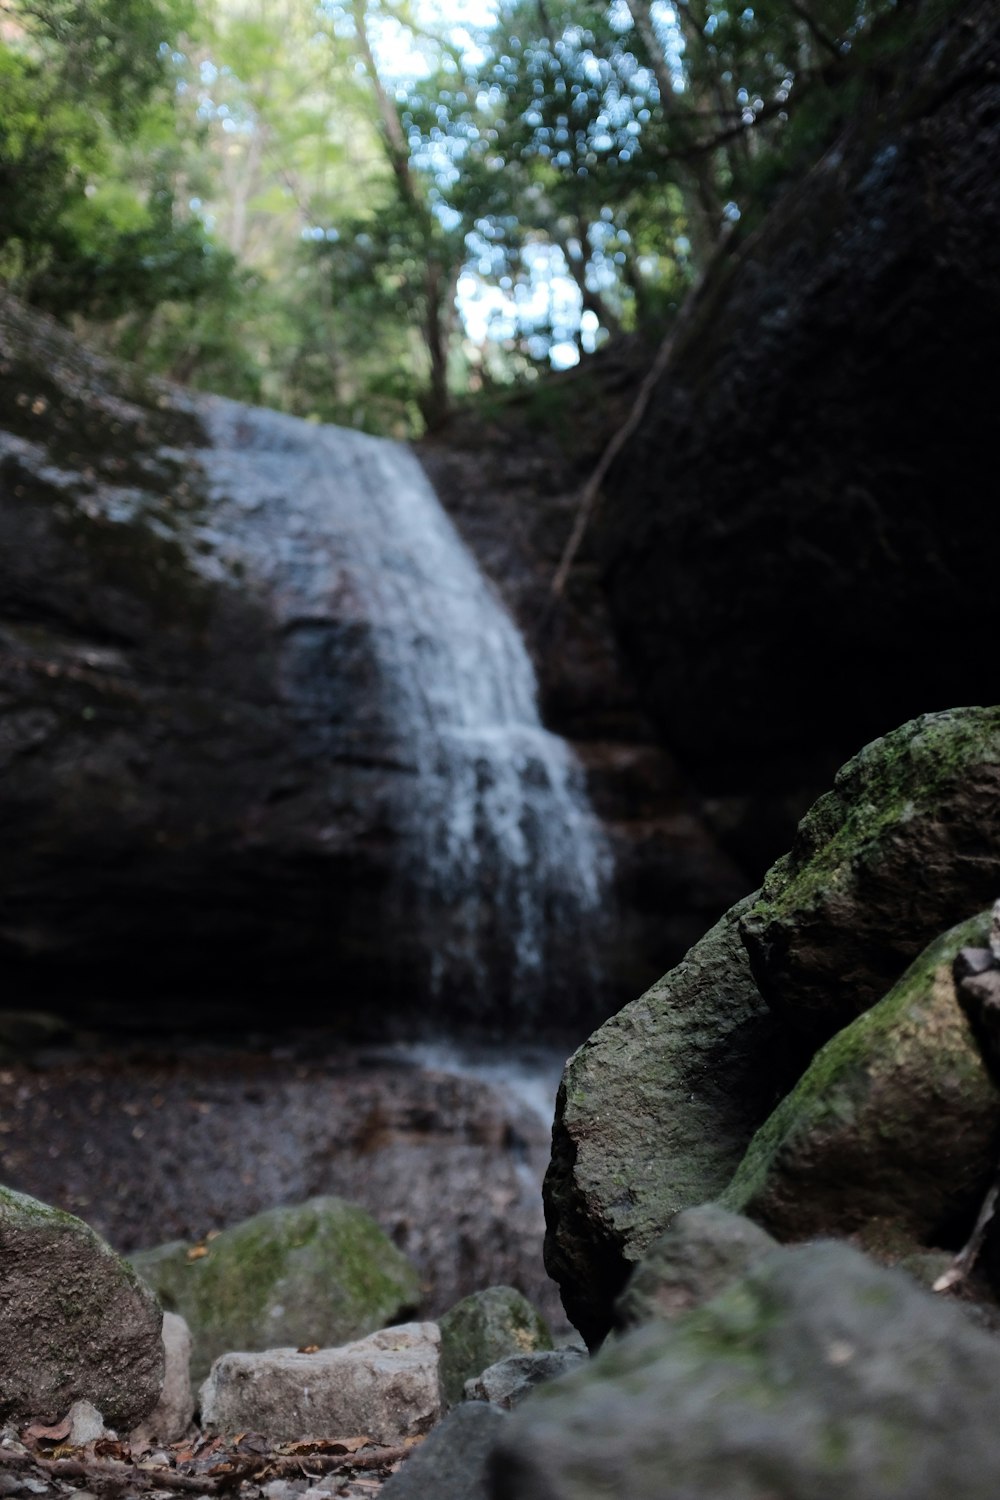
200,1322,442,1443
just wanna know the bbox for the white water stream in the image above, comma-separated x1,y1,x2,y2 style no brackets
198,397,611,1015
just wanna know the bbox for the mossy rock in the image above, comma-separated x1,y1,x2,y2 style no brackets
131,1196,420,1387
543,895,798,1349
741,707,1000,1043
438,1286,552,1407
493,1242,1000,1500
722,914,1000,1250
0,1185,163,1427
614,1205,777,1334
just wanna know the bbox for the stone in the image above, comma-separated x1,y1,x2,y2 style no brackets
464,1350,588,1409
490,1242,1000,1500
721,914,1000,1250
614,1204,777,1333
438,1287,552,1407
200,1322,442,1443
130,1313,194,1446
380,1401,507,1500
131,1197,420,1387
740,708,1000,1044
543,895,796,1347
65,1402,107,1446
0,1186,163,1428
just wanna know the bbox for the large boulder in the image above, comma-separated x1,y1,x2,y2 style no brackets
0,1185,163,1428
543,895,796,1347
722,914,1000,1251
741,708,1000,1043
491,1242,1000,1500
131,1197,420,1386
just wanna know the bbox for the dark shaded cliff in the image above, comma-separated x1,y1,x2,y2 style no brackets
595,0,1000,871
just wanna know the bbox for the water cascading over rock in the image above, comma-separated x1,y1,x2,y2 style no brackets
199,398,611,1021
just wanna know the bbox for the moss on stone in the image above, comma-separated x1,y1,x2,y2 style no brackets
438,1285,552,1407
740,707,1000,1041
748,709,1000,923
721,912,1000,1243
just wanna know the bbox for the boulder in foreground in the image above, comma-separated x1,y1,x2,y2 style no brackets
723,914,1000,1249
543,895,793,1346
741,707,1000,1043
0,1185,163,1428
492,1241,1000,1500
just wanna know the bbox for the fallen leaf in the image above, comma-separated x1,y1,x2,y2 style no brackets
22,1419,71,1445
297,1345,321,1355
186,1244,209,1262
276,1438,372,1458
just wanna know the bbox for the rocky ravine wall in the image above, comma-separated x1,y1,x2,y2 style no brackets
594,0,1000,874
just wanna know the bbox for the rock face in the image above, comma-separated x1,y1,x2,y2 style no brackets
491,1242,1000,1500
597,2,1000,872
723,915,1000,1250
131,1197,420,1387
741,709,1000,1043
200,1322,441,1443
543,895,797,1348
0,1186,163,1428
438,1287,553,1408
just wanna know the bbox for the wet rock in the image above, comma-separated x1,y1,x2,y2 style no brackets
465,1349,588,1410
130,1313,195,1446
380,1401,507,1500
438,1287,552,1407
491,1242,1000,1500
0,1185,163,1428
131,1197,420,1387
722,914,1000,1251
200,1322,442,1443
614,1204,777,1333
740,708,1000,1044
543,895,794,1347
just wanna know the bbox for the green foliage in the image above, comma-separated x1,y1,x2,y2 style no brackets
0,0,964,433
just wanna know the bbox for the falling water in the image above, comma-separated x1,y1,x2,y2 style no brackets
197,397,611,1018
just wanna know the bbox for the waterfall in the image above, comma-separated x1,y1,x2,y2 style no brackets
197,397,611,1019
